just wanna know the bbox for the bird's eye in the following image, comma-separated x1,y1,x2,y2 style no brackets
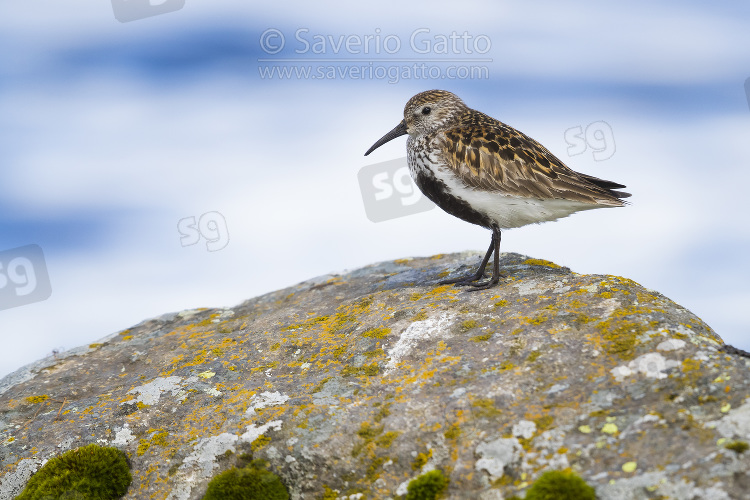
421,106,431,115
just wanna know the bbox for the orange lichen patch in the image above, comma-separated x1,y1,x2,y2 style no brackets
532,415,555,432
361,327,391,339
471,398,501,418
187,329,216,341
250,405,291,424
444,422,461,440
412,311,429,321
341,363,381,377
565,299,587,309
250,434,271,451
523,258,561,269
25,395,49,404
526,314,549,326
423,285,458,301
682,358,701,372
178,350,212,369
419,368,438,382
439,355,462,364
588,303,663,360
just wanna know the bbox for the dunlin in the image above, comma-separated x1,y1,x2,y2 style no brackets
365,90,629,290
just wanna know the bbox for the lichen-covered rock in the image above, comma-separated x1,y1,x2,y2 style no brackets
1,252,749,500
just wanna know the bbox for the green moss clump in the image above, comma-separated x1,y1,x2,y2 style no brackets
404,469,448,500
524,470,596,500
725,440,749,454
17,444,131,500
203,460,288,500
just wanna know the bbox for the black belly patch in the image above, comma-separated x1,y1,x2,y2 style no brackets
414,169,494,228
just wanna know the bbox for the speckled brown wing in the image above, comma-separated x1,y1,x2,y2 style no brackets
438,111,629,206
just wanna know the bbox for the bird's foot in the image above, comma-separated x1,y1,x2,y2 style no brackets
439,271,502,289
439,273,485,286
462,274,501,291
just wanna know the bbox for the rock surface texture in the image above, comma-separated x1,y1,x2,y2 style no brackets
1,252,749,500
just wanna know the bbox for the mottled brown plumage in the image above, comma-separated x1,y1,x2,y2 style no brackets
365,90,630,290
401,90,629,205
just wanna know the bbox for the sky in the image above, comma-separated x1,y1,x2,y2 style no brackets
0,0,749,379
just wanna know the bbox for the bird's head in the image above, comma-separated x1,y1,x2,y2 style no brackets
364,90,467,156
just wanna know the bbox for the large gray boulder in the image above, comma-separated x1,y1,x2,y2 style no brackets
1,252,748,499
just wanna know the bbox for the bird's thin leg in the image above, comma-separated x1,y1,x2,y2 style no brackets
439,231,496,285
466,228,502,290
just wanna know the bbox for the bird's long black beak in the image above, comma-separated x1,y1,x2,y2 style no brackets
364,120,408,156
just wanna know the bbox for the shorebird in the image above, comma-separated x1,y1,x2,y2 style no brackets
364,90,629,290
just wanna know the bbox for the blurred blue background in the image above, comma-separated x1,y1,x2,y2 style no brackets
1,0,749,379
